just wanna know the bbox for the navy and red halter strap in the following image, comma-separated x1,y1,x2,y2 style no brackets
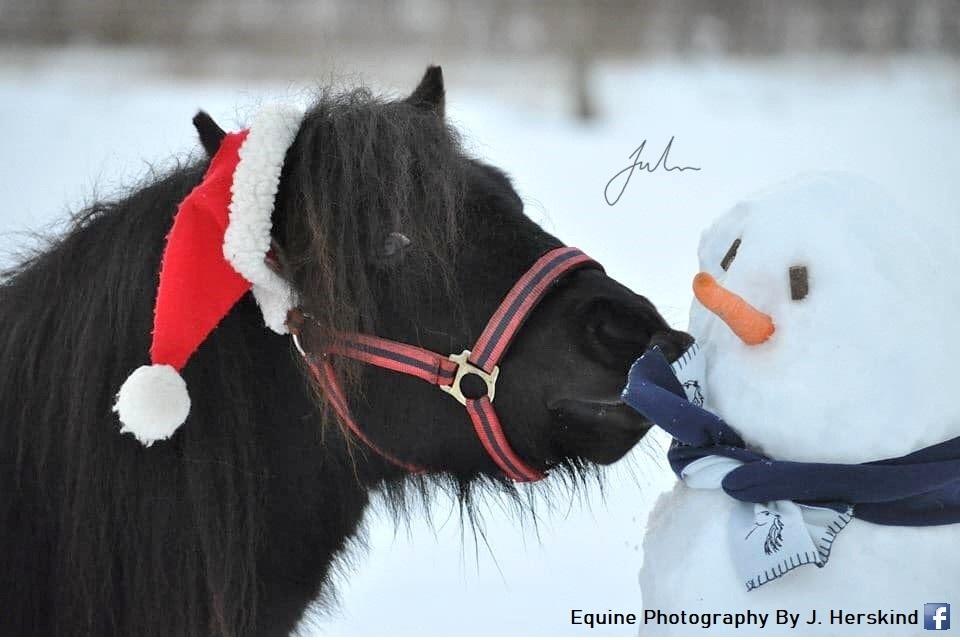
289,247,601,482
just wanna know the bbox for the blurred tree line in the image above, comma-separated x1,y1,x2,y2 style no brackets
2,0,958,57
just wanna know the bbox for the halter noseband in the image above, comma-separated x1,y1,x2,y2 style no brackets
288,247,601,482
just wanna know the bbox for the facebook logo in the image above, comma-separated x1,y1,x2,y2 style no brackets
924,603,951,631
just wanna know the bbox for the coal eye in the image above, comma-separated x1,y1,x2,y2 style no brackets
789,265,809,301
720,238,741,271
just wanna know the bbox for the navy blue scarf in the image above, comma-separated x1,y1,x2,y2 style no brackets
621,347,960,526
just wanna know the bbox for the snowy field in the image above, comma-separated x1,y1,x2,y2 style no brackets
1,51,959,635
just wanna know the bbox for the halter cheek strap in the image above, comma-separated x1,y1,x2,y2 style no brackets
290,247,601,482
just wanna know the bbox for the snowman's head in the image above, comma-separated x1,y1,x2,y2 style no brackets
691,173,959,463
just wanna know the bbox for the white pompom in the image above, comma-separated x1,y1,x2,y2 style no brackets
113,364,191,447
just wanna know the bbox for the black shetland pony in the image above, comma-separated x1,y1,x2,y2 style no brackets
0,67,690,635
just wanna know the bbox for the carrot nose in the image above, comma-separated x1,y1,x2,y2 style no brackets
693,272,775,345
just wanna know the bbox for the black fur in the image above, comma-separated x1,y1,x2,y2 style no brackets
0,67,690,635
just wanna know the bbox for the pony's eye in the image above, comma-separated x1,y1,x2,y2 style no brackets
720,238,741,271
372,232,412,267
789,265,809,301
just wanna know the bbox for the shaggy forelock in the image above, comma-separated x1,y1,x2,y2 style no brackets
278,87,466,389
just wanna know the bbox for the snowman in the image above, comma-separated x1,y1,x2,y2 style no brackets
625,173,960,636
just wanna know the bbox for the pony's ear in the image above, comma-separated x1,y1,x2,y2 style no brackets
192,110,227,157
406,65,445,118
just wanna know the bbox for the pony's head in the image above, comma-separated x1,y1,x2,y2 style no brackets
256,66,691,479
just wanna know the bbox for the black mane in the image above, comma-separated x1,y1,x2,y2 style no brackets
0,90,388,631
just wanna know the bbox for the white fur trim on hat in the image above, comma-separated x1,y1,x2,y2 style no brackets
114,364,191,447
224,104,304,334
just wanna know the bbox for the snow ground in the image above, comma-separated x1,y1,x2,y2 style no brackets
1,52,958,635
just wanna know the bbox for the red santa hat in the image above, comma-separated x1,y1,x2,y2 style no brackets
113,105,305,446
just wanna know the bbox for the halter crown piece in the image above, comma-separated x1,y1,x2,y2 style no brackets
113,105,304,446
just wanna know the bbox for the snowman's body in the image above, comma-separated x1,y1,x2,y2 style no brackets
639,173,960,636
642,488,959,636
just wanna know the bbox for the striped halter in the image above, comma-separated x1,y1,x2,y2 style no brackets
288,247,601,482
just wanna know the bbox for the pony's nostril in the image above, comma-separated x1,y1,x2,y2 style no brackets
596,316,648,347
584,299,688,367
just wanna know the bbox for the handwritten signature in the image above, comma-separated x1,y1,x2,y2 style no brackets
604,137,701,206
